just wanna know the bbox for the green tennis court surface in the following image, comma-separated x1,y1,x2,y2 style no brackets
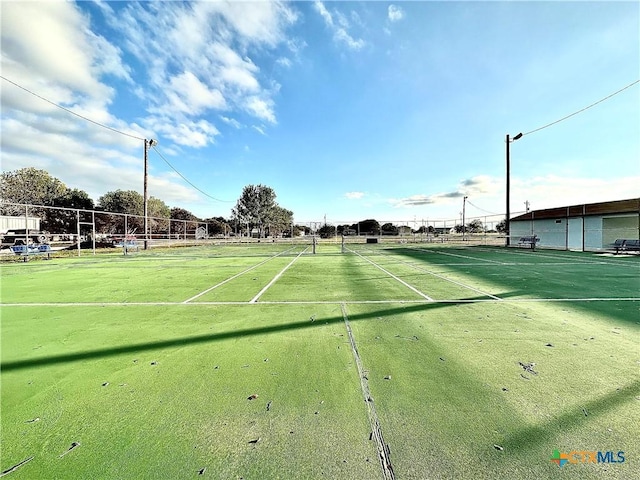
2,243,638,479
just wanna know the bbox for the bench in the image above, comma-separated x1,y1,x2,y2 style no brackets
611,239,640,254
517,235,539,250
10,244,52,261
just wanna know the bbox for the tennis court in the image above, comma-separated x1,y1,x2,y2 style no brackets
1,242,638,479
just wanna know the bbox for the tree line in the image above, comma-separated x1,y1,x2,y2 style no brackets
316,218,506,238
0,168,295,237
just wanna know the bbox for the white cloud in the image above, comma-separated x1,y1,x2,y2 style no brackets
390,176,501,208
345,191,365,199
334,30,366,51
149,119,221,148
1,2,117,99
200,1,298,48
313,1,366,51
245,96,277,124
277,57,293,68
252,125,266,136
220,116,242,129
164,71,227,115
100,1,297,133
314,1,334,26
387,174,640,223
148,173,201,204
209,42,261,92
86,30,133,83
511,175,640,213
388,5,405,22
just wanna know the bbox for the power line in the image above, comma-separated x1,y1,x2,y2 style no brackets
2,75,231,204
151,146,233,203
1,75,144,141
522,79,639,137
465,199,499,215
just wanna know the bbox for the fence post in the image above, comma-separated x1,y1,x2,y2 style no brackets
77,209,81,257
92,211,96,255
24,205,29,246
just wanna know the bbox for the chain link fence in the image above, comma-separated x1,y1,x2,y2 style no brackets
3,201,636,256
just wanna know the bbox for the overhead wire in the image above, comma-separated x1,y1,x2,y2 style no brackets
1,75,144,141
151,146,233,203
522,79,639,137
465,199,499,216
1,75,229,203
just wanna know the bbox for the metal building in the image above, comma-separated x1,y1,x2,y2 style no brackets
509,198,640,251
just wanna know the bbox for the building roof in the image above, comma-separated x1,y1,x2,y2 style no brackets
511,198,640,221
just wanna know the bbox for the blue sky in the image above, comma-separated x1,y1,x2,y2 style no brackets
1,1,638,226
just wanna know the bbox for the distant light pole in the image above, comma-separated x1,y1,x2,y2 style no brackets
505,133,523,246
144,138,158,250
462,196,468,241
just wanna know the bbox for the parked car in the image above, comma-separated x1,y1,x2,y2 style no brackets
104,234,137,246
0,229,50,247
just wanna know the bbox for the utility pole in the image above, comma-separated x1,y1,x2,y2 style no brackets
525,200,530,212
143,138,157,250
505,133,522,246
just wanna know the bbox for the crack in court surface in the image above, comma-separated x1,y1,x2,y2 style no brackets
341,303,395,480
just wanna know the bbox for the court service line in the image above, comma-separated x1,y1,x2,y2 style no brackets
249,247,308,303
389,261,611,267
348,248,434,301
371,249,503,301
182,246,298,303
411,246,506,265
469,245,630,267
2,297,639,308
479,247,608,265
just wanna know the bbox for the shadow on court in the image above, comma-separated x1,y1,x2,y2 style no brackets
385,246,640,325
502,379,640,453
1,298,490,372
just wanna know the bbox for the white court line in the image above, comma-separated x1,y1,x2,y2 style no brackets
2,297,639,307
374,249,503,301
411,246,506,264
348,248,434,301
406,244,639,268
182,246,298,303
390,262,612,267
249,247,308,303
468,245,631,267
